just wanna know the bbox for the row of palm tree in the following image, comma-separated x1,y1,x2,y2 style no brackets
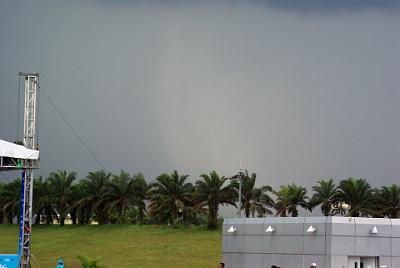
1,170,399,229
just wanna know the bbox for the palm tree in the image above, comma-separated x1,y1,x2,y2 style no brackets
196,171,237,229
102,170,141,223
181,184,208,225
273,185,291,217
337,178,374,217
130,173,149,224
47,170,77,226
288,184,310,217
75,170,111,224
310,179,338,216
249,186,275,217
274,183,310,217
33,177,58,224
149,170,192,227
375,185,400,218
70,182,91,224
1,179,22,224
231,171,274,218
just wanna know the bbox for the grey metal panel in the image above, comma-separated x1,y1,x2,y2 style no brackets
326,235,355,256
326,216,356,236
226,235,246,253
392,257,400,268
283,254,303,268
264,217,284,235
283,217,306,235
324,255,331,268
263,236,284,254
223,216,398,268
223,234,227,251
379,256,392,268
355,237,391,256
303,236,326,255
222,253,230,267
280,236,304,254
392,238,400,257
304,216,327,236
229,253,244,268
391,219,400,237
244,218,265,235
329,255,347,268
224,218,246,236
303,255,325,268
243,236,264,254
243,253,263,268
355,217,392,237
263,254,283,268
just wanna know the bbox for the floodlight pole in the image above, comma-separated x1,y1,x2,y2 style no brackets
19,72,39,268
230,169,245,218
237,170,244,218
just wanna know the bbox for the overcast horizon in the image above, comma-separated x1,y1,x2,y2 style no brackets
1,0,399,201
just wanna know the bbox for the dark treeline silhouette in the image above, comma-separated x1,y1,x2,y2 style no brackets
0,170,399,229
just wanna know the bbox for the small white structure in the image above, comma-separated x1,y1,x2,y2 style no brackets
0,139,39,170
0,139,39,159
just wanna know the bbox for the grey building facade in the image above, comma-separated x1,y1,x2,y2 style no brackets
222,217,400,268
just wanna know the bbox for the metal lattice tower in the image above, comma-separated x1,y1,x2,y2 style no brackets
19,72,39,268
22,73,39,151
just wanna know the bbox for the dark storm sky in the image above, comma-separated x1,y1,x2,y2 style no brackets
1,0,399,193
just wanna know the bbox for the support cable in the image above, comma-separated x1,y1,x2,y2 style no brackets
38,87,106,170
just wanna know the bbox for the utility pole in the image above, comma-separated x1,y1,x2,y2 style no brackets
230,168,245,218
237,169,244,218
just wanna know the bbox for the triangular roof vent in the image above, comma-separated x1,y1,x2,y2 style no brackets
265,225,275,233
306,225,316,233
227,226,237,233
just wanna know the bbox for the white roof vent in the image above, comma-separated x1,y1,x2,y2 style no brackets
227,226,237,233
306,225,316,233
371,226,379,234
265,225,275,233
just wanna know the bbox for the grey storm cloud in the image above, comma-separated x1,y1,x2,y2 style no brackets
1,0,399,210
262,0,400,14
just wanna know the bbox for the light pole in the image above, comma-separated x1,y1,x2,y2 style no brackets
230,169,245,218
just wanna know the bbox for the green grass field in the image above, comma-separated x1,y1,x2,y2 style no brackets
0,224,222,268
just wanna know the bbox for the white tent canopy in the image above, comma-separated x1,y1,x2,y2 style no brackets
0,139,39,160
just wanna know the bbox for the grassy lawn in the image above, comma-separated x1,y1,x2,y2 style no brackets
0,224,222,268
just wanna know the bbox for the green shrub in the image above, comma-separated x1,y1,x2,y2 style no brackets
77,255,100,268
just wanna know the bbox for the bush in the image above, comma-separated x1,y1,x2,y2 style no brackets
77,255,100,268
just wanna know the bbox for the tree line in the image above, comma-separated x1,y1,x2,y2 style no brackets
0,169,399,229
